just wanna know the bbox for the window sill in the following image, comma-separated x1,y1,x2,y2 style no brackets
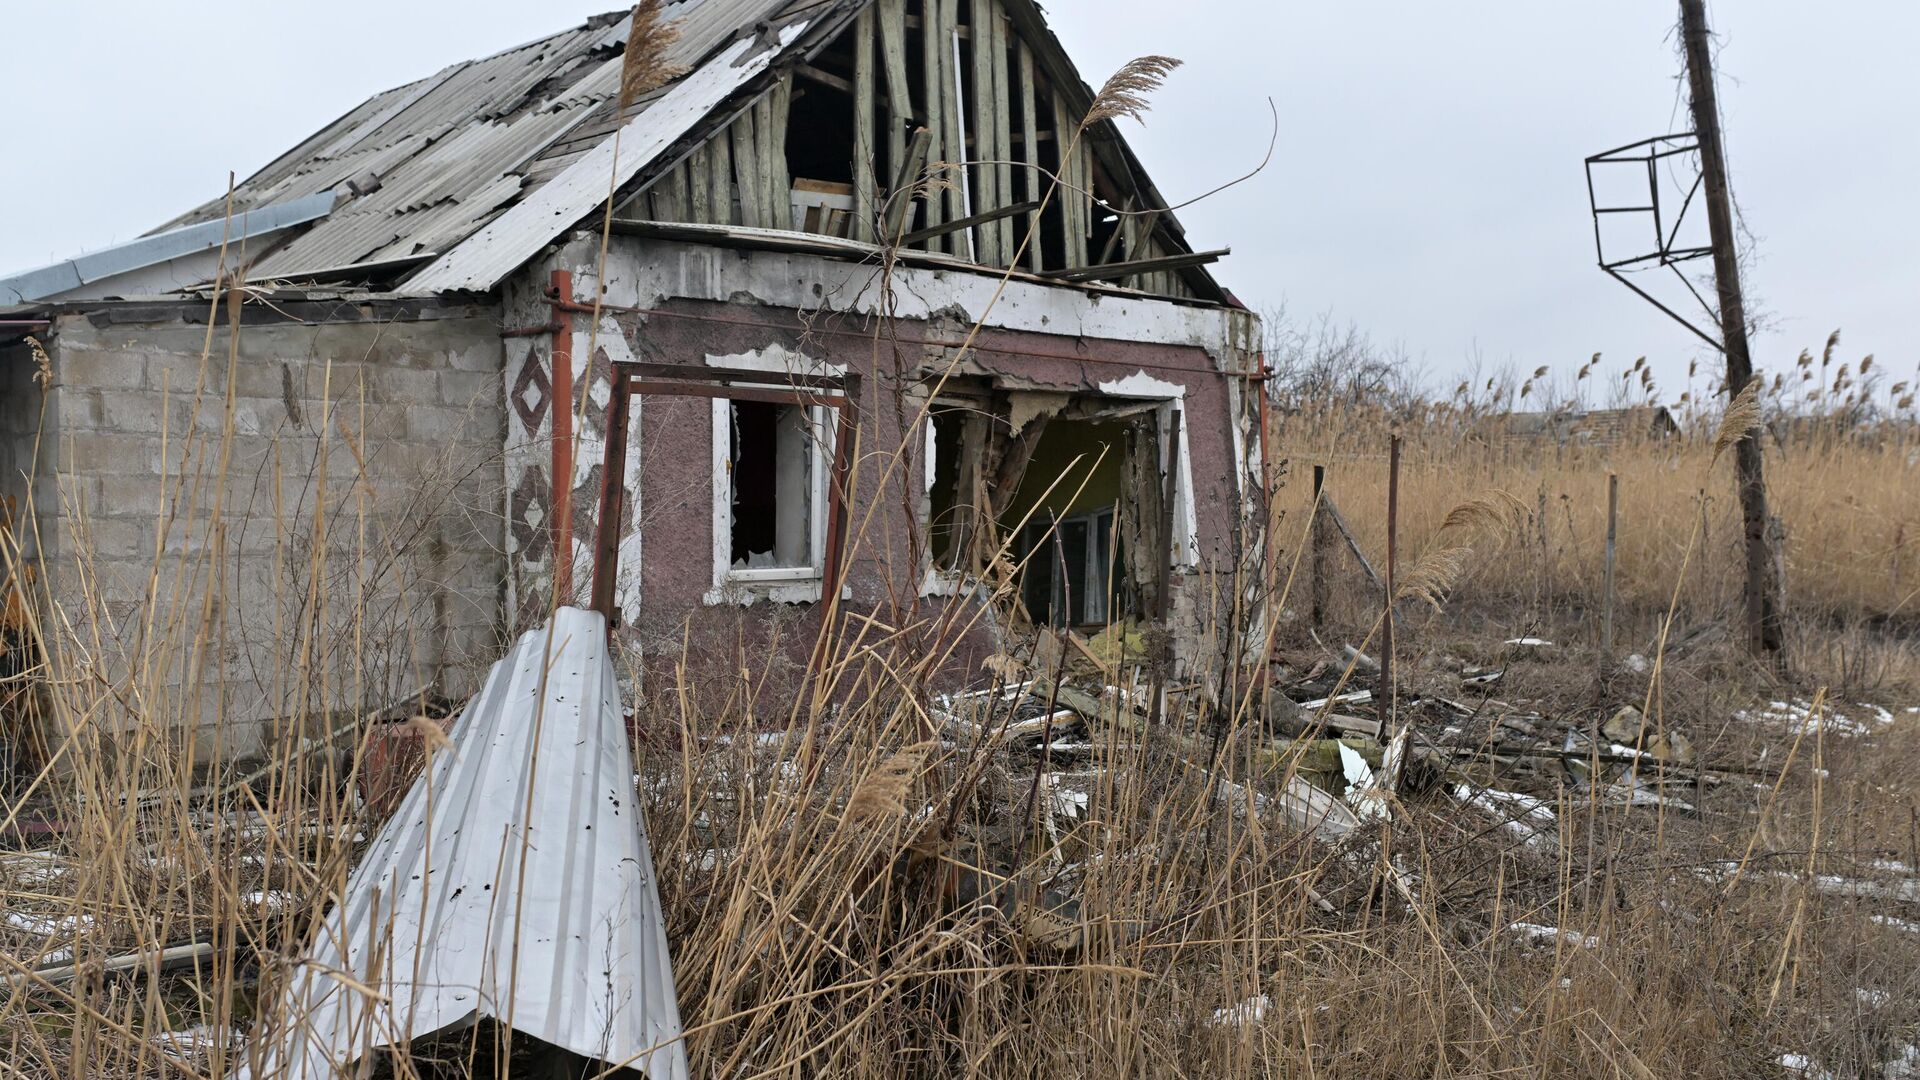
703,578,851,607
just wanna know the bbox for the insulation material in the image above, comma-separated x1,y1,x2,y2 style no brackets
1005,390,1071,436
249,607,687,1080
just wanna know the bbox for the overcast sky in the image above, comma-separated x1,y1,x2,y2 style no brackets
5,2,1912,396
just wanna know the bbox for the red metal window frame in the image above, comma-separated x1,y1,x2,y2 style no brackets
588,362,859,626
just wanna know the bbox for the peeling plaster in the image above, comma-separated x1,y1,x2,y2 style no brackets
562,238,1250,368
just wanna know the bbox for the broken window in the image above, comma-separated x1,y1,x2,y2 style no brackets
1020,506,1117,628
721,399,830,582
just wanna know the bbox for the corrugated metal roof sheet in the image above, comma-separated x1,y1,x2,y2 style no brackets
248,607,687,1079
149,0,803,288
402,18,811,296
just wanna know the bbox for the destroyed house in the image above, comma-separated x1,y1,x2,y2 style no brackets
0,0,1263,753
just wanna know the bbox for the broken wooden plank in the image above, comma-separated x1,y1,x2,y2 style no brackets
880,0,910,197
1040,247,1227,284
852,7,877,241
794,61,853,96
1323,494,1384,591
883,126,933,241
1017,40,1041,271
1099,195,1134,266
879,0,914,122
901,200,1039,246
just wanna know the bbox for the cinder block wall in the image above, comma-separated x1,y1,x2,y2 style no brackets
39,303,507,761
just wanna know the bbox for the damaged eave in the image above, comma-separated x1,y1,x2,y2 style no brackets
0,190,343,304
605,218,1232,307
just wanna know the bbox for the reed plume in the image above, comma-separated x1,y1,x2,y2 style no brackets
1083,56,1183,128
618,0,688,111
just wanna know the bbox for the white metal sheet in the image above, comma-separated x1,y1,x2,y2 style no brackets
248,607,687,1079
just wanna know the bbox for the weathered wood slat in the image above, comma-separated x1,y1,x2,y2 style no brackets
967,0,997,264
901,199,1038,246
753,94,777,230
918,0,947,251
689,142,713,224
730,112,763,228
795,62,852,96
880,0,909,203
852,8,876,241
989,5,1015,262
768,73,793,230
938,0,970,257
707,130,734,226
1039,247,1226,284
1017,40,1041,271
651,161,687,221
1051,93,1077,267
1072,134,1091,267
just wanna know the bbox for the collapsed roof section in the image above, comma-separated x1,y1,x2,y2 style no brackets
78,0,1227,304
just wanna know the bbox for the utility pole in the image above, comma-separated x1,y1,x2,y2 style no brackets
1679,0,1788,673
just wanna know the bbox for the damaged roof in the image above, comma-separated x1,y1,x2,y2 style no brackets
157,0,811,286
19,0,1224,304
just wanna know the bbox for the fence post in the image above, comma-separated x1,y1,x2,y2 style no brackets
1310,464,1327,628
1602,472,1618,667
1377,436,1400,742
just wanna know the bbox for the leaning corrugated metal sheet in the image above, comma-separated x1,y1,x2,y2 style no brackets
247,607,687,1079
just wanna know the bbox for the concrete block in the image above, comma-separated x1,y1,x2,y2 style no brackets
56,348,148,390
94,475,166,520
95,388,176,434
405,404,487,443
368,366,440,405
61,431,160,475
448,337,505,373
72,517,149,559
438,369,501,410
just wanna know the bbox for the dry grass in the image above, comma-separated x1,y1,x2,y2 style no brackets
0,334,1915,1077
2,60,1918,1078
1272,398,1920,645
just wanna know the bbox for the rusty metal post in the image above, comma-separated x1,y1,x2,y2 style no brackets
588,375,632,627
1376,435,1400,741
548,269,576,602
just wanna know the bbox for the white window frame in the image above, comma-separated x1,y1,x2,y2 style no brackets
702,346,846,606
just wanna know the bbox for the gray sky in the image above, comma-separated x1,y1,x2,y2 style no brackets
5,2,1913,396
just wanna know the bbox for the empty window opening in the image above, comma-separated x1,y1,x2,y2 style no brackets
999,418,1132,628
728,400,817,572
1020,506,1116,628
927,406,968,569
